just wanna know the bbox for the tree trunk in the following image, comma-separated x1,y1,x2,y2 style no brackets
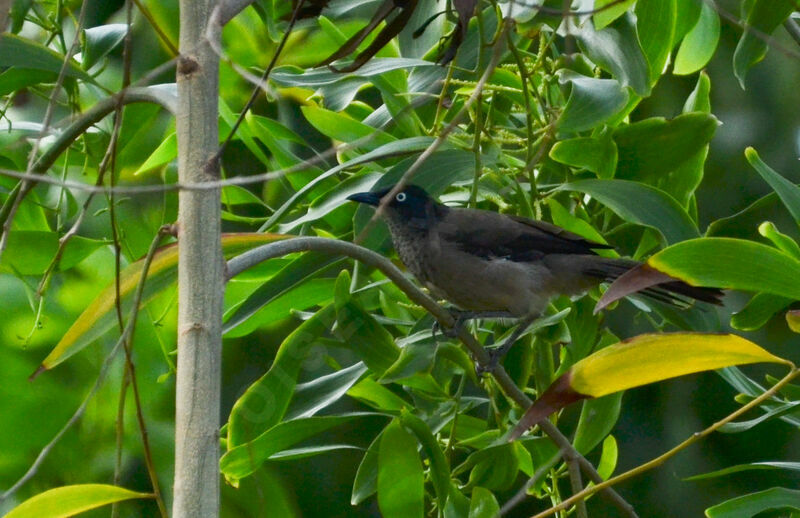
173,0,223,516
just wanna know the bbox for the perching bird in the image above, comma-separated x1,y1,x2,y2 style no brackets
348,184,723,369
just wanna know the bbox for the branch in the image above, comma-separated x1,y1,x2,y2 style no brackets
225,237,636,517
530,365,800,518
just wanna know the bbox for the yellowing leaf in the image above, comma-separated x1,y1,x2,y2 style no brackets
569,333,787,397
4,484,151,518
35,233,287,375
510,333,788,439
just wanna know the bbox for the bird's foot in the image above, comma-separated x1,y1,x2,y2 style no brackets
431,309,476,342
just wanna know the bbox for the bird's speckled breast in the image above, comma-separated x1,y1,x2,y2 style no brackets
384,216,433,282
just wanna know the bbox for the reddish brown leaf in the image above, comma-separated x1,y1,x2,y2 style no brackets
508,372,587,440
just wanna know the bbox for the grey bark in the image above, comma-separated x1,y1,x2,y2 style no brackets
173,0,223,516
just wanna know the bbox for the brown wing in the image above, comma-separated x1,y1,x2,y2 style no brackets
437,208,613,262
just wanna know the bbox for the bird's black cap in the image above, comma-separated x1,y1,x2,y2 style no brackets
346,184,432,207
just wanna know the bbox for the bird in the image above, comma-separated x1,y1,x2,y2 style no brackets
347,184,723,370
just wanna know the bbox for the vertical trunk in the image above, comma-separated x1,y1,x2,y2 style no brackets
173,1,223,516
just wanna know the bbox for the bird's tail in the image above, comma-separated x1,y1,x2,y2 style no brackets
584,257,724,307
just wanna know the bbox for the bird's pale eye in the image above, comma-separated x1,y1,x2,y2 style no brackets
395,192,407,202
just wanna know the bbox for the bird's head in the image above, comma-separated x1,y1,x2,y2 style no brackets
347,184,442,229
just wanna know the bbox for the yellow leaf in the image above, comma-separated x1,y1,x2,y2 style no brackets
510,333,788,440
570,333,788,398
4,484,151,518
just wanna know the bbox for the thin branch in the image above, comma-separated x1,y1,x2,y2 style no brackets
530,365,800,518
224,236,636,517
0,226,174,503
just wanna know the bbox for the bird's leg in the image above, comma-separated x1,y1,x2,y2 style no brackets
432,309,515,341
479,313,539,374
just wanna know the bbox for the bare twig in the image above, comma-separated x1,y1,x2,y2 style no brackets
530,365,800,518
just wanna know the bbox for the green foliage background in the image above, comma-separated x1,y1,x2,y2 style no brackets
1,0,800,517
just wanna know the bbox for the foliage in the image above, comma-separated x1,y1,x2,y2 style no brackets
1,1,800,517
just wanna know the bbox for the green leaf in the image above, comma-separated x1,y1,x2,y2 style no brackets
261,136,434,230
572,393,623,454
378,420,425,518
759,221,800,260
705,487,800,517
223,253,342,334
597,435,618,480
635,0,676,83
555,71,630,133
0,34,94,82
718,401,800,433
593,0,635,30
302,105,396,148
686,462,800,481
549,134,618,179
557,179,698,244
134,132,176,175
0,231,104,275
81,24,127,69
4,484,151,518
0,68,56,96
511,333,787,438
468,487,500,518
221,414,375,482
613,112,719,181
673,3,720,75
227,304,337,447
335,297,400,376
352,432,382,505
731,292,793,331
746,147,800,223
578,14,650,96
647,238,800,299
733,0,796,88
285,362,369,420
400,412,451,511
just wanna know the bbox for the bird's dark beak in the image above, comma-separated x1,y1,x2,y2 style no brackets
347,191,381,206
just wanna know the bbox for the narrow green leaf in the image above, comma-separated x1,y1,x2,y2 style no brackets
686,462,800,481
746,147,800,223
134,132,176,175
352,432,382,505
223,253,342,334
335,298,400,376
718,401,800,433
400,412,451,511
733,0,796,88
378,420,425,518
647,238,800,299
673,3,720,75
227,305,337,447
558,179,698,244
468,487,500,518
285,362,368,420
4,484,151,518
759,222,800,260
705,487,800,517
221,414,375,481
